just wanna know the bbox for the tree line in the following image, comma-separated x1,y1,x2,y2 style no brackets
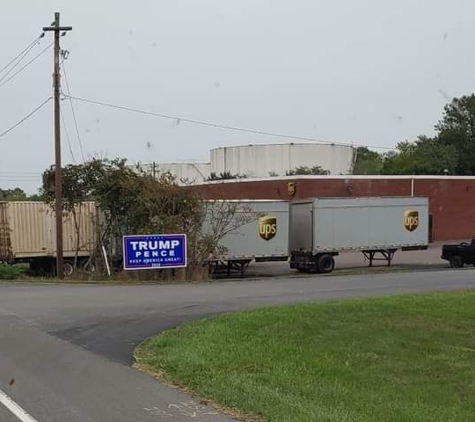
0,188,43,201
354,94,475,176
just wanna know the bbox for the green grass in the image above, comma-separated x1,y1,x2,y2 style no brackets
136,292,475,422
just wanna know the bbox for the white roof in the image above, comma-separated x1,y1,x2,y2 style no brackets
201,174,475,185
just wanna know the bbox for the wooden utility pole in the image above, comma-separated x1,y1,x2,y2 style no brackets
43,13,72,278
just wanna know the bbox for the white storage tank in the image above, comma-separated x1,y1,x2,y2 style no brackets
210,143,355,177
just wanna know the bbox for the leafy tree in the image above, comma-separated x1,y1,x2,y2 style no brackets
436,95,475,175
380,137,458,175
0,188,28,201
27,193,45,201
41,158,256,280
206,171,248,181
353,147,384,175
286,165,330,176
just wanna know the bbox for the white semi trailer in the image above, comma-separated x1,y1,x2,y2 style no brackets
206,200,290,276
289,197,429,273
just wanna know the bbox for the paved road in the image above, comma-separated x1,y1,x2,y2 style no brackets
0,268,474,421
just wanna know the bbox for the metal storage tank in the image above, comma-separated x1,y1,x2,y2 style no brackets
210,143,355,177
141,162,211,185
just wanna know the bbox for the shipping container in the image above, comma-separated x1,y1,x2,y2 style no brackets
290,197,429,273
204,200,289,276
0,201,98,275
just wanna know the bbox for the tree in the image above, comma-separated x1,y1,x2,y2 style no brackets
41,160,104,269
380,137,458,175
0,188,28,201
41,158,256,280
353,147,384,175
285,165,330,176
436,95,475,175
206,171,247,181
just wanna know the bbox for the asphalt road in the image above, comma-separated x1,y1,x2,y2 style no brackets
0,268,474,421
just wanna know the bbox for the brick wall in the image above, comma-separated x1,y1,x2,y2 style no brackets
191,178,475,241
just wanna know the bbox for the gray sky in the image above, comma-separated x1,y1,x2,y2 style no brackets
1,0,474,193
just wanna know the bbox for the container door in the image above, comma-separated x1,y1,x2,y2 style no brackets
290,202,313,252
428,214,433,243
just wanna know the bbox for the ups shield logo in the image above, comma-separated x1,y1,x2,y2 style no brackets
259,216,277,241
287,182,296,196
404,210,419,232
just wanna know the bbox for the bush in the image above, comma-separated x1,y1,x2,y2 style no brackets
0,263,24,280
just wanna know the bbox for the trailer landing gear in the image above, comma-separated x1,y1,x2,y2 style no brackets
362,249,397,267
209,259,252,278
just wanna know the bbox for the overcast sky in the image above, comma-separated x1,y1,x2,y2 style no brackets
1,0,474,193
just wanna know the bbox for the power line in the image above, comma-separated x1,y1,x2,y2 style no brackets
0,38,41,82
0,33,44,76
61,58,85,161
66,94,395,151
0,177,41,181
0,42,53,89
0,97,52,138
0,171,42,175
61,108,77,163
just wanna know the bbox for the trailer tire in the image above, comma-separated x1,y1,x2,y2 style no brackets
63,261,75,277
316,254,335,274
450,256,464,268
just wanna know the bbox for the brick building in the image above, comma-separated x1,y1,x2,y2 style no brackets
191,176,475,241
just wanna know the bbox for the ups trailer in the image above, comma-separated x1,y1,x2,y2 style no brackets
0,201,98,276
205,200,290,276
289,197,429,273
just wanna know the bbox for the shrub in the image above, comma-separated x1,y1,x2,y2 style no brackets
0,263,24,280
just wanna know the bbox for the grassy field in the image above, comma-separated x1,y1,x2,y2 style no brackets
136,292,475,422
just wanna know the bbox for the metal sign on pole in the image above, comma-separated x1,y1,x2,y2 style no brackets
43,13,72,278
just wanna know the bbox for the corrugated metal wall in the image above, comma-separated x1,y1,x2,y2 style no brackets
0,202,98,260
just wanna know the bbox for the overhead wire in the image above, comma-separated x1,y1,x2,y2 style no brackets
61,108,77,163
0,97,52,139
0,33,44,76
0,171,42,182
61,57,85,161
0,39,41,82
0,171,42,175
0,42,53,89
65,94,395,151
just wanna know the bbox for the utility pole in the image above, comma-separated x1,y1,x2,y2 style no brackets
43,13,72,279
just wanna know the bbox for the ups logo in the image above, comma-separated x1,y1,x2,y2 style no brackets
404,210,419,232
259,216,277,241
287,182,296,196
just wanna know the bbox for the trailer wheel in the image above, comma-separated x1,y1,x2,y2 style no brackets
450,256,464,268
63,261,75,277
316,254,335,274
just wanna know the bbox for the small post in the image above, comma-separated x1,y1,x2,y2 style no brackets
102,245,111,278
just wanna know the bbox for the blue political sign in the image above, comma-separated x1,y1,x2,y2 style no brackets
123,234,187,270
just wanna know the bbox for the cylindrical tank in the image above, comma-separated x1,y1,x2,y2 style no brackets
210,143,355,177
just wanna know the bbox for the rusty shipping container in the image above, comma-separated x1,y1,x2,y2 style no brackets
0,201,98,261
